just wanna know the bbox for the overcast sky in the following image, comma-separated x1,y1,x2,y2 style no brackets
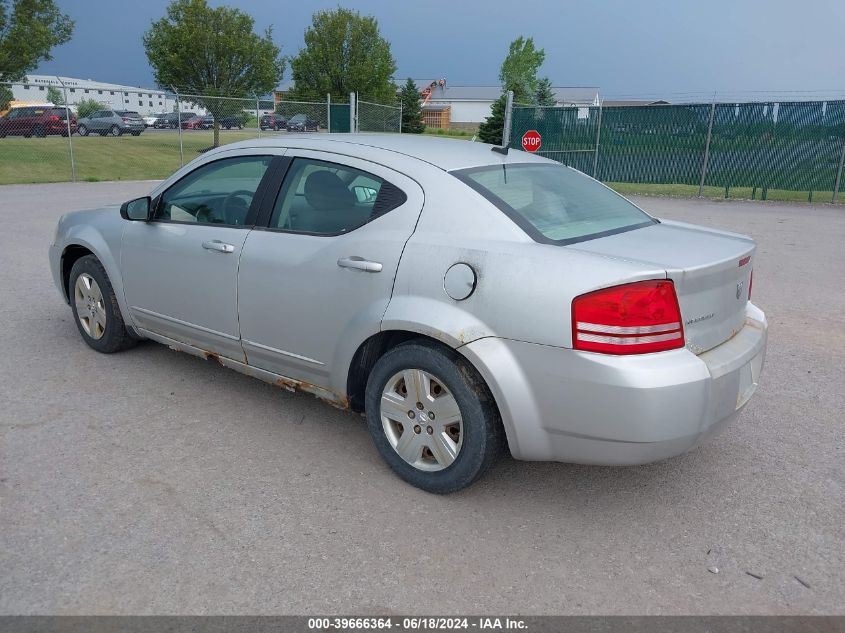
35,0,845,100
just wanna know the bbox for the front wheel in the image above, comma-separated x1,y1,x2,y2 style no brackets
110,125,122,137
365,341,503,494
69,255,137,354
78,125,88,136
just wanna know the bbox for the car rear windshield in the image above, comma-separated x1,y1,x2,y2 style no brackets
453,163,656,245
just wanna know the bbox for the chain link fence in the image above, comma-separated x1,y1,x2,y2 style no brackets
509,99,845,203
357,99,401,133
0,80,399,185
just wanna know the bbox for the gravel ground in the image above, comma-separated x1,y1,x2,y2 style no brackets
0,182,842,615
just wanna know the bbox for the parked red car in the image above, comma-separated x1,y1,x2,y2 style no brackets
181,115,209,130
0,106,78,138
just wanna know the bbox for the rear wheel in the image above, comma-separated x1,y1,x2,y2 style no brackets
364,341,503,494
110,125,122,137
78,125,88,136
69,255,137,354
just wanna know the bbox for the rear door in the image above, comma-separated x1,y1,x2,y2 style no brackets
237,151,424,391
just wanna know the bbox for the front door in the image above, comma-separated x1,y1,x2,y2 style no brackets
121,152,278,361
237,151,424,393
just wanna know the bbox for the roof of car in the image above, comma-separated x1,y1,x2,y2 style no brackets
224,133,551,171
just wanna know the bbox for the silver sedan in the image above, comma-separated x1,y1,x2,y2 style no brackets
49,135,767,493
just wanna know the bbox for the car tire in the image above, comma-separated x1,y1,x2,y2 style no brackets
110,125,122,137
364,340,503,494
0,129,6,138
33,126,46,138
68,255,138,354
78,125,88,136
131,131,141,136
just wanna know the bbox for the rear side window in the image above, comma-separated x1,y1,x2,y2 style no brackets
49,108,69,119
453,163,656,245
269,158,407,235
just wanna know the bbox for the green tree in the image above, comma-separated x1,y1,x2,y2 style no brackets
499,36,545,103
479,36,547,145
534,77,556,107
288,8,396,103
398,77,424,133
144,0,284,146
0,85,11,111
75,98,102,119
46,85,64,105
0,0,74,83
478,94,507,145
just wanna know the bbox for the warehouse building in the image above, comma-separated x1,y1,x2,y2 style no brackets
408,79,601,130
9,75,201,115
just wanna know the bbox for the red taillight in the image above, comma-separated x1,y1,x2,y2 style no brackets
572,280,685,355
48,115,59,121
748,270,753,300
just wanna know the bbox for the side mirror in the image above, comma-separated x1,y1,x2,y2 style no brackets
120,196,152,221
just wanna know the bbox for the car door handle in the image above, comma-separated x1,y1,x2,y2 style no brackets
337,256,383,273
202,240,235,254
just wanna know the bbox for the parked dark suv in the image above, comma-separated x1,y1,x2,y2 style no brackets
286,113,320,132
259,113,287,131
154,112,197,129
218,114,245,129
0,106,77,138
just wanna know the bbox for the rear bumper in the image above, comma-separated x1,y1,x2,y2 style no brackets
459,302,767,464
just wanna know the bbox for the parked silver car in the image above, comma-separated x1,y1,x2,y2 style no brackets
77,109,145,136
49,135,767,493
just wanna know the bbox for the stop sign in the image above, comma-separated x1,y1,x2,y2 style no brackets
522,130,542,152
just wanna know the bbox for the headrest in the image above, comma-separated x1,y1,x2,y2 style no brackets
304,170,355,210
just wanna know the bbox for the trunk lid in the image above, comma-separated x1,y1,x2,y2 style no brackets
568,219,755,354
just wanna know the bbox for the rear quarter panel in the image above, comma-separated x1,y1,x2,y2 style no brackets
383,176,667,349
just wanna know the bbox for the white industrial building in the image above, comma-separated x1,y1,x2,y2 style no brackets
9,75,203,115
402,79,601,130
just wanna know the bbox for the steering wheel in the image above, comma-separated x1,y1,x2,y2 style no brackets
222,190,254,225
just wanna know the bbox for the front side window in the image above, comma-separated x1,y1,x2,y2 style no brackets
269,158,407,235
156,156,271,226
453,163,656,245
